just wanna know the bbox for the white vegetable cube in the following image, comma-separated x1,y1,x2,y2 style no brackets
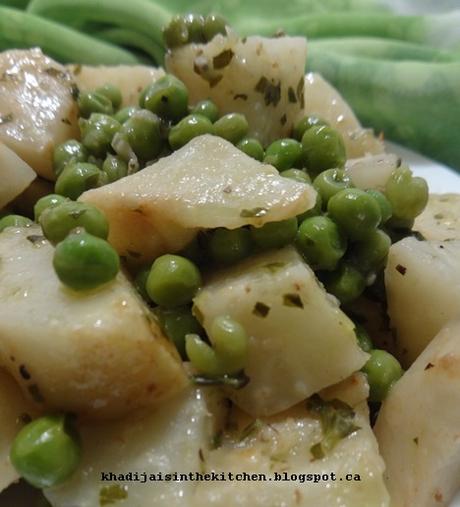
375,319,460,507
0,226,187,420
193,246,369,416
0,48,79,181
385,237,460,366
81,135,315,264
414,193,460,240
166,33,307,146
0,142,36,209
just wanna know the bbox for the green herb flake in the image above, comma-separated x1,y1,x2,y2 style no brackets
234,93,248,101
192,372,250,390
239,419,263,441
263,261,286,273
240,207,268,218
99,484,128,506
254,76,281,107
306,394,360,460
193,56,223,88
288,86,297,103
213,49,234,69
253,302,270,318
0,113,13,125
61,118,72,125
72,64,82,76
28,384,45,403
44,67,68,80
70,83,80,101
296,76,305,109
280,113,287,126
283,293,304,308
413,437,419,445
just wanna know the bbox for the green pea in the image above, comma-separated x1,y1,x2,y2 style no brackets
237,137,264,161
207,227,252,265
10,414,81,489
191,100,219,123
313,168,352,206
96,83,122,110
186,333,221,376
250,218,298,250
328,188,382,241
296,216,346,271
0,214,33,232
366,189,392,224
350,229,391,273
355,324,373,353
325,263,366,305
293,115,329,141
362,349,403,402
213,113,249,144
211,315,248,374
53,230,120,291
203,14,227,41
39,201,108,244
146,254,201,308
301,125,346,176
264,138,302,171
184,13,206,43
163,15,189,48
281,168,311,184
79,114,121,157
168,114,213,150
114,106,139,124
119,110,162,162
297,192,323,222
102,154,128,183
141,74,189,122
385,166,429,221
34,194,69,221
156,306,203,360
53,140,88,177
77,91,113,118
55,162,103,200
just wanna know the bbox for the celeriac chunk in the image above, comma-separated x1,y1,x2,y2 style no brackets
414,193,460,240
0,226,187,420
166,33,307,145
67,64,164,107
46,375,389,507
0,369,37,492
0,48,79,181
81,135,315,264
193,247,368,416
0,142,36,209
385,237,460,366
375,319,460,507
302,72,384,158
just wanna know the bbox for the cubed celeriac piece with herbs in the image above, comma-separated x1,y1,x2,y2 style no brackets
0,226,187,420
166,32,307,146
0,48,79,181
414,193,460,241
67,64,165,107
375,319,460,507
385,237,460,367
0,369,38,493
81,135,315,264
0,142,36,209
46,374,389,507
301,72,384,159
193,246,368,417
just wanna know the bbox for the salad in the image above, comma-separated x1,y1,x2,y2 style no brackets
0,11,459,507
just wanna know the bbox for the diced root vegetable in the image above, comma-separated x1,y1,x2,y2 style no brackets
345,153,400,191
0,226,187,420
166,32,307,146
385,237,460,367
81,135,315,264
0,142,36,209
193,246,368,417
67,64,165,107
414,193,460,241
375,319,460,507
0,48,79,181
301,72,384,159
